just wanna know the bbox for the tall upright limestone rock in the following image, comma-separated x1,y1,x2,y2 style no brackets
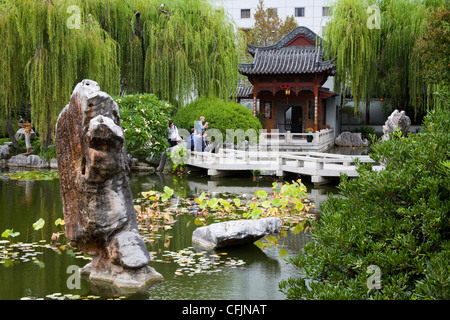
55,79,162,289
382,109,411,141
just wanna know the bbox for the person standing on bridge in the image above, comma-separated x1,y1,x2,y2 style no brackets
201,130,208,152
168,119,180,147
196,116,208,135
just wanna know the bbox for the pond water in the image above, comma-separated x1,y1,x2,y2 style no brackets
0,167,338,300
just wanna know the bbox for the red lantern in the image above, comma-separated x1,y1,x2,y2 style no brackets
280,84,291,104
280,83,291,95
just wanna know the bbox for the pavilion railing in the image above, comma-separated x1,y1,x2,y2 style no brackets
259,128,335,146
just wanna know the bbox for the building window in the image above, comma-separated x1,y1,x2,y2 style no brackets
241,9,250,19
322,7,331,16
268,8,277,16
295,7,305,17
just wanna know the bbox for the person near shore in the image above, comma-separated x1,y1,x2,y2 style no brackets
18,118,32,155
196,116,208,134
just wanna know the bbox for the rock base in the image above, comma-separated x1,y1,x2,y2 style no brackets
80,263,163,293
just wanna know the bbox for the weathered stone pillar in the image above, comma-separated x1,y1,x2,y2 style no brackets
55,79,162,290
382,109,411,141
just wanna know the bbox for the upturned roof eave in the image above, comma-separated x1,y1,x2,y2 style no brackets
246,26,323,55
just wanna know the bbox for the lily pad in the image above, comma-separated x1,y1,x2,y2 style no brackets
33,218,45,231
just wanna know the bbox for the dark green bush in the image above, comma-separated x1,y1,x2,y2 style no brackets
114,94,174,161
279,108,450,300
173,97,262,143
39,145,56,160
352,126,377,140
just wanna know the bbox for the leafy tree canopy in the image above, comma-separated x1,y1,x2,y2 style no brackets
243,0,298,49
0,0,242,146
322,0,448,115
414,2,450,103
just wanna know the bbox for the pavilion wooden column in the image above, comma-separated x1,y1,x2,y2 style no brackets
313,82,319,132
253,84,258,117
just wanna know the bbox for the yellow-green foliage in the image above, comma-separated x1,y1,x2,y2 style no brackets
0,0,242,145
323,0,446,114
0,0,120,145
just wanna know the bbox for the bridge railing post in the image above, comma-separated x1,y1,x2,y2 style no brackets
314,160,324,173
314,131,320,144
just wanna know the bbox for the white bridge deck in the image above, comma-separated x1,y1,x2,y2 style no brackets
185,149,383,185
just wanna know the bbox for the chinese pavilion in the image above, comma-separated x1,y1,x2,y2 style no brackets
238,27,337,133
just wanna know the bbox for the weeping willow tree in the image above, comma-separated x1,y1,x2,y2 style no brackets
137,0,241,106
75,0,241,105
0,0,242,147
0,0,120,147
322,0,447,116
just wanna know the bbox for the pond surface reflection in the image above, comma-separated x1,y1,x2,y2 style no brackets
0,168,337,300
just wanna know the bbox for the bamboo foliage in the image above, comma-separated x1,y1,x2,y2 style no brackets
0,0,242,145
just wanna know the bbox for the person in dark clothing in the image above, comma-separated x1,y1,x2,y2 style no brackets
201,130,207,152
189,128,195,151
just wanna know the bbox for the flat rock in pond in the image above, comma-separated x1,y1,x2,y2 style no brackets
192,217,282,250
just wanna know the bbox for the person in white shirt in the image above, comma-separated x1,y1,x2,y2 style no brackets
168,120,179,147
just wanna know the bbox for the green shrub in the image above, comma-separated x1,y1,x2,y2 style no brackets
352,126,377,140
114,94,174,161
0,138,11,145
279,108,450,300
173,97,262,143
39,145,56,160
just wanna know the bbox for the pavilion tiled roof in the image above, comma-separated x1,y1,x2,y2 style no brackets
238,26,336,76
237,86,253,98
239,46,336,75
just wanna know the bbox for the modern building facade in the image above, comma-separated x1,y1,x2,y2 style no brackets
214,0,334,35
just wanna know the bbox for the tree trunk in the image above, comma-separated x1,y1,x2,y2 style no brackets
365,99,370,125
5,119,20,148
43,111,52,148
